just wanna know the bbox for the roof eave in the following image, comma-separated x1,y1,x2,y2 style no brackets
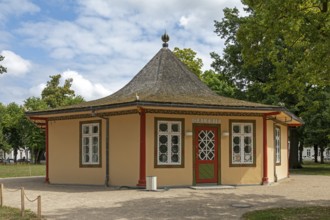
25,101,286,117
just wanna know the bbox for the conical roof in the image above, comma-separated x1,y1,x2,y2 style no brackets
69,47,272,109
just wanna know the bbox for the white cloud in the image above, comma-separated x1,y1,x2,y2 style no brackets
61,70,111,100
0,0,40,24
0,50,32,76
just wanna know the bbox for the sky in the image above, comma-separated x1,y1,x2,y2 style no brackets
0,0,244,105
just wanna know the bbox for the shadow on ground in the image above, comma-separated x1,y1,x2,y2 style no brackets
44,192,329,220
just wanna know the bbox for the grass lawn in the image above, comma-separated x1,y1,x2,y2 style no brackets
0,206,40,220
290,161,330,176
243,206,330,220
0,164,45,178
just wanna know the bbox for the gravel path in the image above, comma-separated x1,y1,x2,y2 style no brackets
1,175,329,220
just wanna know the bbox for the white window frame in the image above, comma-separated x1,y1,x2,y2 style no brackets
80,122,101,166
156,120,183,166
307,149,311,157
231,122,254,165
275,126,281,164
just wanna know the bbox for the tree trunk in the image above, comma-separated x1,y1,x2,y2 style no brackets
299,142,304,164
289,127,302,169
314,144,318,163
320,146,324,164
14,148,18,162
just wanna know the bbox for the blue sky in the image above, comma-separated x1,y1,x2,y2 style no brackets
0,0,243,105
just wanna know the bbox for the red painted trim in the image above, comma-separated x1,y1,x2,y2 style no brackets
288,124,302,127
45,119,49,183
137,108,146,186
195,126,218,184
262,114,269,184
264,112,281,116
287,126,290,178
29,116,48,121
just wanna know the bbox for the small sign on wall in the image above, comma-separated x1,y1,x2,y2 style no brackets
192,118,220,124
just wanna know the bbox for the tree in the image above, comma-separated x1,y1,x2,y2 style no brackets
41,74,84,108
0,103,10,154
173,47,236,97
24,74,85,163
0,55,6,74
1,103,25,162
173,47,203,78
212,2,330,168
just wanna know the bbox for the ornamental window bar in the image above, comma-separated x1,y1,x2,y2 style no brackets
81,122,100,165
157,120,182,165
275,126,281,164
231,122,254,164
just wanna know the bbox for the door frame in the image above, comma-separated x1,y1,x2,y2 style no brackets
193,123,221,185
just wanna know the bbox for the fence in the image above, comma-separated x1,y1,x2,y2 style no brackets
0,183,41,218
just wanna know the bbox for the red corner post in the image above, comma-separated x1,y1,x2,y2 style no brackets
137,108,146,187
262,114,269,185
45,118,49,183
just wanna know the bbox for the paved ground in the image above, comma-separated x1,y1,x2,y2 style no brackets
1,175,330,220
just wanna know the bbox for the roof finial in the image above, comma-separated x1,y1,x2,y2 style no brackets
161,31,169,48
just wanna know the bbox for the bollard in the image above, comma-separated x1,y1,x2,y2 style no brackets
0,183,3,207
37,195,41,219
21,187,25,217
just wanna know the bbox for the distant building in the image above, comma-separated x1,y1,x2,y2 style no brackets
0,148,31,162
301,147,330,161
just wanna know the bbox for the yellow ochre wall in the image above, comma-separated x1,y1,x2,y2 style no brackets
266,121,289,183
48,119,106,185
48,112,288,186
146,114,264,186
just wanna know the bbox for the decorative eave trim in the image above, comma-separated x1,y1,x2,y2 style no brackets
145,109,264,117
48,109,138,121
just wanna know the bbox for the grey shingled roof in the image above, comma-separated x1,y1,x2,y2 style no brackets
27,46,280,116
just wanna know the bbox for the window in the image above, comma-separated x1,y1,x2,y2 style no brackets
275,126,281,165
307,149,311,157
80,121,101,167
155,118,184,167
230,120,256,167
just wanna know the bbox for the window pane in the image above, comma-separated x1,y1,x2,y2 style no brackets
92,154,98,163
172,145,179,153
171,123,179,132
93,125,99,134
93,145,98,154
159,154,168,163
159,135,168,144
171,154,179,162
171,135,179,144
159,123,168,132
233,125,240,133
233,136,240,144
244,125,252,133
244,137,251,144
83,137,89,145
93,137,98,145
84,145,89,154
160,145,168,153
83,126,90,134
85,154,90,163
244,145,252,153
233,145,240,154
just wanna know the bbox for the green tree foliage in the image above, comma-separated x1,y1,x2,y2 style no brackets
212,1,330,167
41,74,84,108
0,103,10,153
173,47,203,78
1,103,26,161
173,47,236,97
0,55,6,74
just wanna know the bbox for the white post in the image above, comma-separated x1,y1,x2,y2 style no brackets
0,183,3,207
21,187,25,217
37,196,41,219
